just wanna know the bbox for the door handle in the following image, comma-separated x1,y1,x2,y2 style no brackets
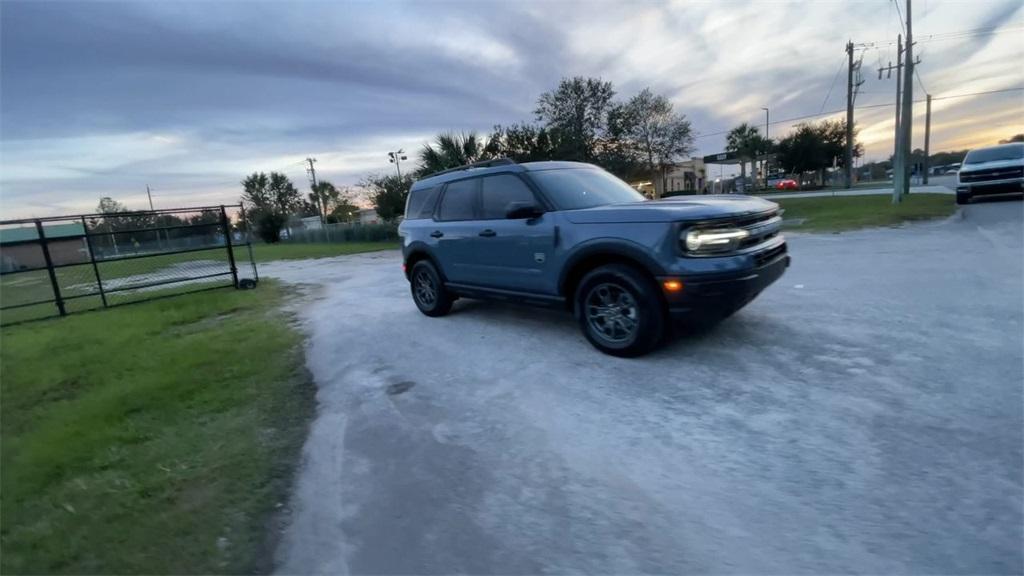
478,229,497,237
430,230,444,238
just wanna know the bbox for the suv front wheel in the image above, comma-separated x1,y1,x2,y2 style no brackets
575,264,665,357
410,260,453,317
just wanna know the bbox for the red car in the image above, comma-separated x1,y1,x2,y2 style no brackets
775,179,798,190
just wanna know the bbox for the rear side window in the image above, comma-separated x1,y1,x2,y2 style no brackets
438,179,478,221
481,174,537,219
405,186,440,219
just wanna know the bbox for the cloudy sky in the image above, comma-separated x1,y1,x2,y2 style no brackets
1,0,1021,218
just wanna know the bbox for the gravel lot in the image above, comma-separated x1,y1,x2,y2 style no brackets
267,199,1022,575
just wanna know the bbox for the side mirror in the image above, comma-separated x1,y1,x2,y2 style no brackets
506,202,544,220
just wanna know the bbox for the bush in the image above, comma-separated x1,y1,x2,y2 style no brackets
255,212,288,243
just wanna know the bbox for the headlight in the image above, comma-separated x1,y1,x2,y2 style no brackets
683,228,750,253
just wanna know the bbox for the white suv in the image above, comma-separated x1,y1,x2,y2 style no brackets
956,142,1024,205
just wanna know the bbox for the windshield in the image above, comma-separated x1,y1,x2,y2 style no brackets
529,168,645,210
964,144,1024,164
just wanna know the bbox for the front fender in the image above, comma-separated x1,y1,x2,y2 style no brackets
557,238,668,295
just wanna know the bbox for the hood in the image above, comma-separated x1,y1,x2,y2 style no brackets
959,157,1023,173
563,195,778,224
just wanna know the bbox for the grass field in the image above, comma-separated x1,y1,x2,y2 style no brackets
776,193,957,232
0,281,314,574
0,241,398,325
250,240,399,262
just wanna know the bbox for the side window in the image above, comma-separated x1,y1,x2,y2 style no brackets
438,178,478,221
405,186,440,219
480,174,537,219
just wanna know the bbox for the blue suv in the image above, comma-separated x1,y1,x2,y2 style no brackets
398,159,789,356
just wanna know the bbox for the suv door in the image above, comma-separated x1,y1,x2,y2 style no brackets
430,177,481,284
463,173,557,294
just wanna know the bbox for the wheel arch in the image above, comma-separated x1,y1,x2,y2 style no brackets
558,240,667,307
404,243,445,281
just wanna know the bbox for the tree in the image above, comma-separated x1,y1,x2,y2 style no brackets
241,171,300,242
268,172,301,214
363,173,414,222
775,120,861,188
417,132,495,176
97,197,128,214
241,172,271,212
617,88,694,196
726,123,767,191
1000,134,1024,144
329,197,361,223
487,123,561,163
309,180,341,223
535,76,615,162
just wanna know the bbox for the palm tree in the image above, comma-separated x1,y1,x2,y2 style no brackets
417,132,496,176
726,123,764,192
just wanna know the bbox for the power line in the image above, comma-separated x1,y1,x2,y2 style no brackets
892,0,906,34
820,53,847,113
857,26,1022,48
694,87,1023,140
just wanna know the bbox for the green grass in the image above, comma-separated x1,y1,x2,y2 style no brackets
0,281,314,574
249,241,399,262
776,193,957,232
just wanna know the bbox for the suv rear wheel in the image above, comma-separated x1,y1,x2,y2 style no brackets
410,260,453,317
575,264,665,357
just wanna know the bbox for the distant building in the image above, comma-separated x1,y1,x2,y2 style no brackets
300,216,322,230
659,158,707,197
358,208,381,225
0,222,89,272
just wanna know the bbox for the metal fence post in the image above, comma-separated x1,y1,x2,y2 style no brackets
35,220,66,316
239,204,259,283
221,205,239,288
81,216,108,308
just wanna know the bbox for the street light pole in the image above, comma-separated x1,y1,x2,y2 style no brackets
761,107,769,190
388,149,407,179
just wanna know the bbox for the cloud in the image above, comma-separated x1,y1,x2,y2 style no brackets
1,0,1022,218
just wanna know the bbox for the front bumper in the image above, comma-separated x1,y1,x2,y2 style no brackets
957,179,1024,197
660,249,790,320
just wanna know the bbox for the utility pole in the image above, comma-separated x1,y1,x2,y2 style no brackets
878,35,905,202
306,157,323,223
899,0,915,197
845,40,855,189
923,93,932,185
147,184,161,248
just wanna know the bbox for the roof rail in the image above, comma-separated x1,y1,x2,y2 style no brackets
423,158,516,179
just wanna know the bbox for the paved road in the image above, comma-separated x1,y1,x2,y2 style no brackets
268,199,1022,575
761,176,956,200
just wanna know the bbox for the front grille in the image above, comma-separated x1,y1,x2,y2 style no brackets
754,243,787,268
682,208,783,256
960,167,1024,183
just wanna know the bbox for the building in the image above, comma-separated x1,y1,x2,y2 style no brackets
0,222,89,272
300,216,322,230
632,158,708,198
659,158,707,197
358,208,381,224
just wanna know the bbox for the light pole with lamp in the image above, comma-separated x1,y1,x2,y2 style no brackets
387,149,407,179
761,107,770,190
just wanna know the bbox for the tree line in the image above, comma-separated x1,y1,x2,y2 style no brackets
241,76,870,237
364,76,699,220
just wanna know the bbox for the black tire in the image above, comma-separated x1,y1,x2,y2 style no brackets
574,264,666,357
410,260,453,317
956,193,970,205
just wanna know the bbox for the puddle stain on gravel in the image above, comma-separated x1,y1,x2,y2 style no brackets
385,381,416,396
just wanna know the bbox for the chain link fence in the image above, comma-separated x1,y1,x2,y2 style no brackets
0,205,257,326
